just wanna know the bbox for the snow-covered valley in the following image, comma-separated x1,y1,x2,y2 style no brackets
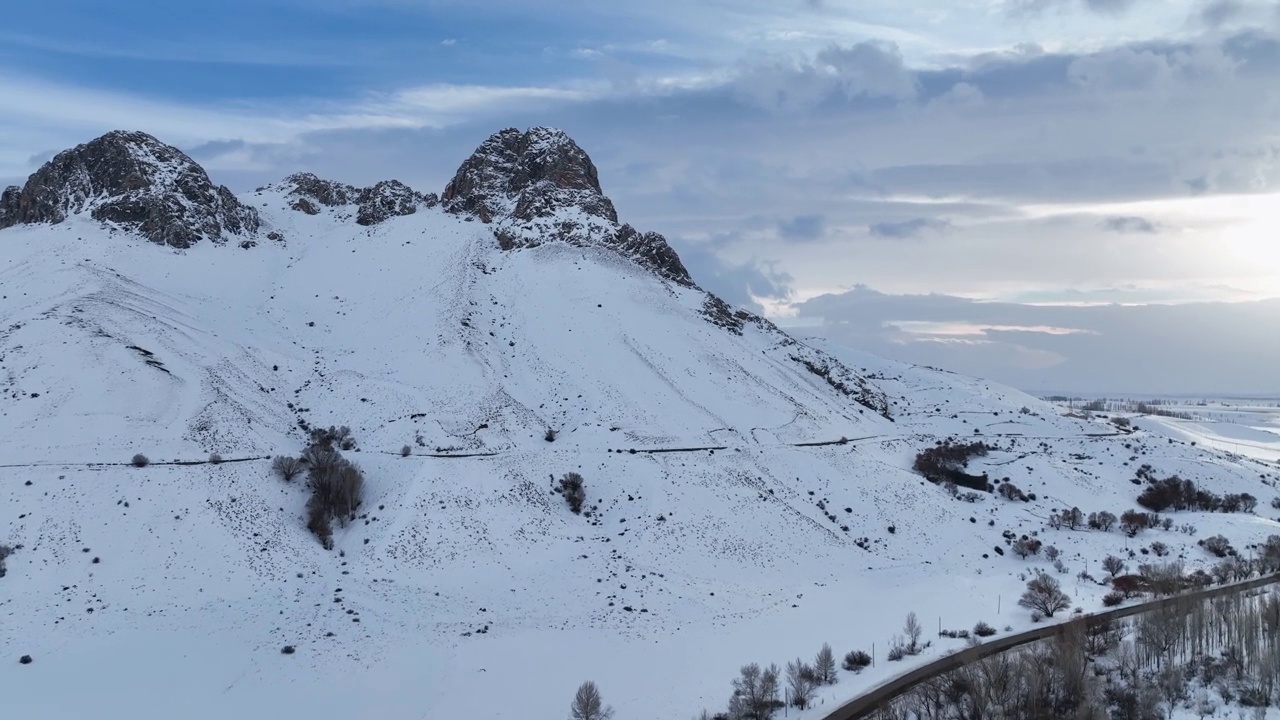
2,129,1279,719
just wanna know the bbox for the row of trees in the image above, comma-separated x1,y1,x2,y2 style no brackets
1137,476,1257,514
869,585,1280,720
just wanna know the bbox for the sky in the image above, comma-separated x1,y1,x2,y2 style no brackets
2,0,1279,395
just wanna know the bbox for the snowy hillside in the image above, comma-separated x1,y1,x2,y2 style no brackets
2,129,1279,720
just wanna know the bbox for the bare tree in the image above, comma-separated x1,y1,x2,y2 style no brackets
785,659,816,708
570,680,614,720
814,642,837,684
730,663,780,720
905,612,923,654
1018,573,1071,617
272,455,304,482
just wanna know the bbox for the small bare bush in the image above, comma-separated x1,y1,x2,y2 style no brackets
208,453,223,464
973,621,997,637
1199,534,1234,558
0,544,12,577
272,455,304,482
558,472,587,514
131,453,150,467
998,482,1028,502
843,650,872,671
1012,536,1043,558
400,444,412,457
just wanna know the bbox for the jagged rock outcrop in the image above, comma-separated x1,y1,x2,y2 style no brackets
0,186,19,227
279,173,438,226
0,130,259,248
443,127,692,284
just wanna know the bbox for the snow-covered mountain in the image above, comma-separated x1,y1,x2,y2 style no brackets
1,128,1277,720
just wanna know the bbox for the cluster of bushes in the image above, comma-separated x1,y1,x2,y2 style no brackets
556,472,587,514
782,643,838,709
1119,510,1167,537
887,612,929,661
997,482,1030,502
870,584,1280,720
1044,508,1125,533
273,428,365,549
696,640,879,719
913,440,991,491
1137,476,1256,514
1199,534,1235,558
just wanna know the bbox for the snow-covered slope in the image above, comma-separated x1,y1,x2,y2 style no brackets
2,129,1279,720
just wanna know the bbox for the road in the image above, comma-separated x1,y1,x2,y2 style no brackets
820,572,1280,720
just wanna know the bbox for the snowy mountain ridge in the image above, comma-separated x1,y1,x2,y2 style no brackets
1,128,1278,720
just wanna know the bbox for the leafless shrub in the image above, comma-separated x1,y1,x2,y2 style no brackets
400,444,412,457
558,472,586,514
131,453,150,467
545,427,558,442
272,455,304,482
1012,536,1042,558
208,453,223,464
0,544,12,577
973,621,997,637
998,482,1028,501
1199,534,1234,558
843,650,872,671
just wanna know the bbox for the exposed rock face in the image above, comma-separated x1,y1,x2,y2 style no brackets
0,186,19,227
443,127,691,284
279,173,438,226
0,130,259,248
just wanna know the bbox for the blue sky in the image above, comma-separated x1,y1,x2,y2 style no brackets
3,0,1279,393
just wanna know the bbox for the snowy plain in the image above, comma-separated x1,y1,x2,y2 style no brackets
2,189,1279,720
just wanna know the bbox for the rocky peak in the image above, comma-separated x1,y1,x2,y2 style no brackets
442,127,618,224
442,127,690,284
0,130,259,248
277,173,438,226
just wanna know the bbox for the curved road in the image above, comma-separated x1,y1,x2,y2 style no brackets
820,572,1280,720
